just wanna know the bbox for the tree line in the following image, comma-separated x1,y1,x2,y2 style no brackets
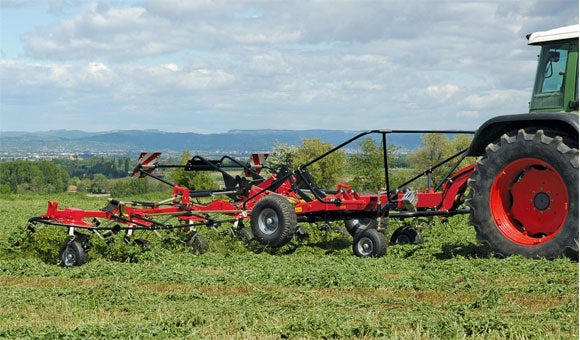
0,133,472,196
0,157,133,195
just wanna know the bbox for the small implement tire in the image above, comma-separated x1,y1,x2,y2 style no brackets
468,129,578,259
353,228,387,258
59,239,88,267
188,234,209,254
390,224,424,245
344,218,378,236
251,194,298,248
237,227,255,243
134,238,152,250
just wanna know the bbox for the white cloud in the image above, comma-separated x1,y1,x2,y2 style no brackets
233,30,302,44
462,89,529,111
343,54,391,66
456,110,479,119
177,68,235,90
426,84,460,101
0,0,577,133
249,51,292,75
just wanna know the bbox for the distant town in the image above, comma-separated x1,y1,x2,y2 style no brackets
1,129,420,161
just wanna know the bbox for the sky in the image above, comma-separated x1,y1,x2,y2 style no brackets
0,0,578,134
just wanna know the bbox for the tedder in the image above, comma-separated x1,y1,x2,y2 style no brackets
26,25,578,266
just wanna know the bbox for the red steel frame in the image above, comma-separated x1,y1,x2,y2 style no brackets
29,130,476,239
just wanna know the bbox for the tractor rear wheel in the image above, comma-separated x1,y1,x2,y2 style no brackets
251,194,298,248
468,129,578,259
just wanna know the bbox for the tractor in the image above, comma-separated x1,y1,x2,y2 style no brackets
465,24,578,259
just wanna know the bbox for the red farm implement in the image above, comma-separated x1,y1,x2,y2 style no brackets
27,130,479,266
24,25,580,266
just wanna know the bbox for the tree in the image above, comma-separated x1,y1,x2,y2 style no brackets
0,161,69,194
407,133,473,189
110,177,150,197
267,141,299,173
348,137,402,191
169,151,218,190
291,139,346,189
89,174,112,194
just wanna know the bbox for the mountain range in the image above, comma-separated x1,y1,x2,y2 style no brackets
1,129,425,157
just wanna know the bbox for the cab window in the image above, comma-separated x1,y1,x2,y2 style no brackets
530,42,570,110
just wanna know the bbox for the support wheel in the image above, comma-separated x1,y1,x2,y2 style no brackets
188,235,209,254
390,224,424,245
344,218,378,236
59,239,88,267
134,239,152,250
468,129,578,259
237,227,255,243
237,227,264,253
251,194,298,248
353,229,387,257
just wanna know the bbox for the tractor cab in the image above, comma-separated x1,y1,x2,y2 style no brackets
528,24,579,113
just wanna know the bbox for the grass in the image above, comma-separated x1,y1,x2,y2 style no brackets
0,193,577,338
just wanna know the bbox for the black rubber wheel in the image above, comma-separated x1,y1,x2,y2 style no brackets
344,218,378,236
237,227,255,243
134,238,152,250
188,235,209,254
468,129,578,259
390,225,424,245
352,228,387,257
59,239,88,267
251,194,297,248
238,227,265,252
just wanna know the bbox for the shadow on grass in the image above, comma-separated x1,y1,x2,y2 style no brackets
261,237,352,256
434,243,492,260
311,238,352,255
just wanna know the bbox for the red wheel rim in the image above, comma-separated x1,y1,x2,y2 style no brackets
490,158,568,245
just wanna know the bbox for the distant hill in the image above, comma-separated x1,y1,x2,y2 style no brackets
0,129,425,157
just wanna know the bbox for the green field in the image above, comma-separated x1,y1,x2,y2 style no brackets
0,193,577,339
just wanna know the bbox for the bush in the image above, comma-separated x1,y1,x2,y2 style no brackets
169,151,218,191
110,178,150,197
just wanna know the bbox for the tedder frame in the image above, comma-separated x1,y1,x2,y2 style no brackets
27,129,477,266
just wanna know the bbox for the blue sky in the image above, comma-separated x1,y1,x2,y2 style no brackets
0,0,578,133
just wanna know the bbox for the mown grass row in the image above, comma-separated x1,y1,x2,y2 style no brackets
0,193,577,338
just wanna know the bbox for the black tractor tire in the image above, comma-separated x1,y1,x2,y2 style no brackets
344,218,378,236
251,194,298,248
468,129,578,259
59,239,88,267
352,228,387,258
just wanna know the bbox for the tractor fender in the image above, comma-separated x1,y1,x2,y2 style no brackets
467,112,579,156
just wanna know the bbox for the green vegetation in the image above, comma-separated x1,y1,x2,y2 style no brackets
348,137,409,191
53,157,131,179
0,193,577,338
269,138,347,189
408,134,474,189
169,150,219,191
0,161,69,193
